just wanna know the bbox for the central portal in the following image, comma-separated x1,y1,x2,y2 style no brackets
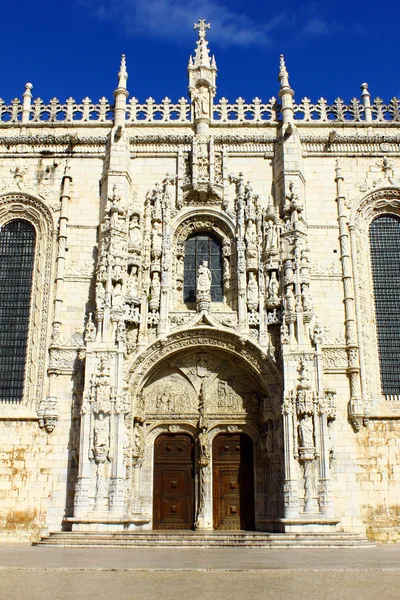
213,434,255,531
153,434,195,530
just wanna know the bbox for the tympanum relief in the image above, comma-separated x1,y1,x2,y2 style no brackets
141,351,263,419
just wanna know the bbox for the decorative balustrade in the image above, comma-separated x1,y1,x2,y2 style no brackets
0,89,399,124
0,96,114,123
293,96,400,122
126,97,191,123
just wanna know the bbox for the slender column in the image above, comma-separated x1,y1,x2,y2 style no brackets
361,83,372,123
335,162,363,430
282,392,299,518
109,345,127,514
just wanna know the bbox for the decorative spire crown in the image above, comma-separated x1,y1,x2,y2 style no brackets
191,19,215,69
278,54,290,89
117,54,128,90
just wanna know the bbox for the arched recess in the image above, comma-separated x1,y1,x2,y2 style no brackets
171,210,236,310
127,328,282,529
0,194,55,409
349,187,400,409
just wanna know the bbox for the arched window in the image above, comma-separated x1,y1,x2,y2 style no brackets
369,214,400,396
183,233,223,303
0,219,36,402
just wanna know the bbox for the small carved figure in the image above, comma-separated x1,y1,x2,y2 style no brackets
197,261,212,295
128,266,138,297
301,283,313,312
193,86,209,119
84,313,96,343
129,215,141,247
245,218,257,247
176,255,184,282
150,272,161,302
285,284,296,312
93,413,109,455
152,221,162,254
116,319,126,344
112,283,124,309
198,427,210,461
299,414,314,448
247,272,259,309
264,219,278,250
268,272,279,301
96,282,105,311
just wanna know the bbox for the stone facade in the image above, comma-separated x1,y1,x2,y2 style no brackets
1,21,400,542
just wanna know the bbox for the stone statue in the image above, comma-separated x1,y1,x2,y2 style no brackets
299,414,314,448
302,283,313,312
96,282,105,311
247,272,258,310
197,261,212,295
264,219,278,249
84,313,96,343
152,221,162,254
245,218,256,247
112,282,123,309
193,86,209,119
93,413,109,459
198,427,210,462
285,284,296,312
150,272,161,302
268,271,279,301
129,215,141,247
128,266,138,297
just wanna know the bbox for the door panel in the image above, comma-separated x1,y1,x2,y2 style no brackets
213,433,255,531
153,434,195,530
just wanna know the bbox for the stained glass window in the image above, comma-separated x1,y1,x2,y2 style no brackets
183,233,223,303
369,214,400,396
0,219,36,402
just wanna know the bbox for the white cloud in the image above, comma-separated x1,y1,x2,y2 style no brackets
90,0,285,46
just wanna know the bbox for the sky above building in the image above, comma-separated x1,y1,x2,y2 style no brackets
1,0,399,106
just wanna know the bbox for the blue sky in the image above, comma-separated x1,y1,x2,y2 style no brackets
1,0,399,105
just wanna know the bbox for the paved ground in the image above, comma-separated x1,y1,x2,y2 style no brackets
1,544,400,600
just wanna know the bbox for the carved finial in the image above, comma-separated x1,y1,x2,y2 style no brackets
118,54,128,90
194,19,210,38
191,20,214,69
278,54,290,89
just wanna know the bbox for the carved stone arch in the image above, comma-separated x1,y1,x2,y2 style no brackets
172,210,236,309
349,187,400,412
0,193,55,410
127,328,282,417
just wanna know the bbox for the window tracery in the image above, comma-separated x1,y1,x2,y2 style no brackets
369,214,400,395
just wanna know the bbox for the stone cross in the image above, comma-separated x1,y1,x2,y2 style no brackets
194,19,210,38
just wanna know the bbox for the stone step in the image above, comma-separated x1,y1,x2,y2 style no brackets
36,531,374,548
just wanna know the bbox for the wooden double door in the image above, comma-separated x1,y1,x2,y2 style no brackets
153,433,255,531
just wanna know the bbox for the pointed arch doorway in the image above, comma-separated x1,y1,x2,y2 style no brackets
212,433,255,531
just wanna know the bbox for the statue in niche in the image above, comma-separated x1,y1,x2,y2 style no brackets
129,215,141,247
152,221,162,254
127,265,139,297
198,427,210,462
285,284,296,312
247,272,259,310
299,414,314,448
112,282,123,310
133,422,145,455
245,218,257,247
197,261,212,295
301,283,313,312
264,219,278,250
268,272,279,302
96,282,105,311
84,313,96,343
93,413,110,461
193,86,210,119
196,354,209,378
150,272,161,302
